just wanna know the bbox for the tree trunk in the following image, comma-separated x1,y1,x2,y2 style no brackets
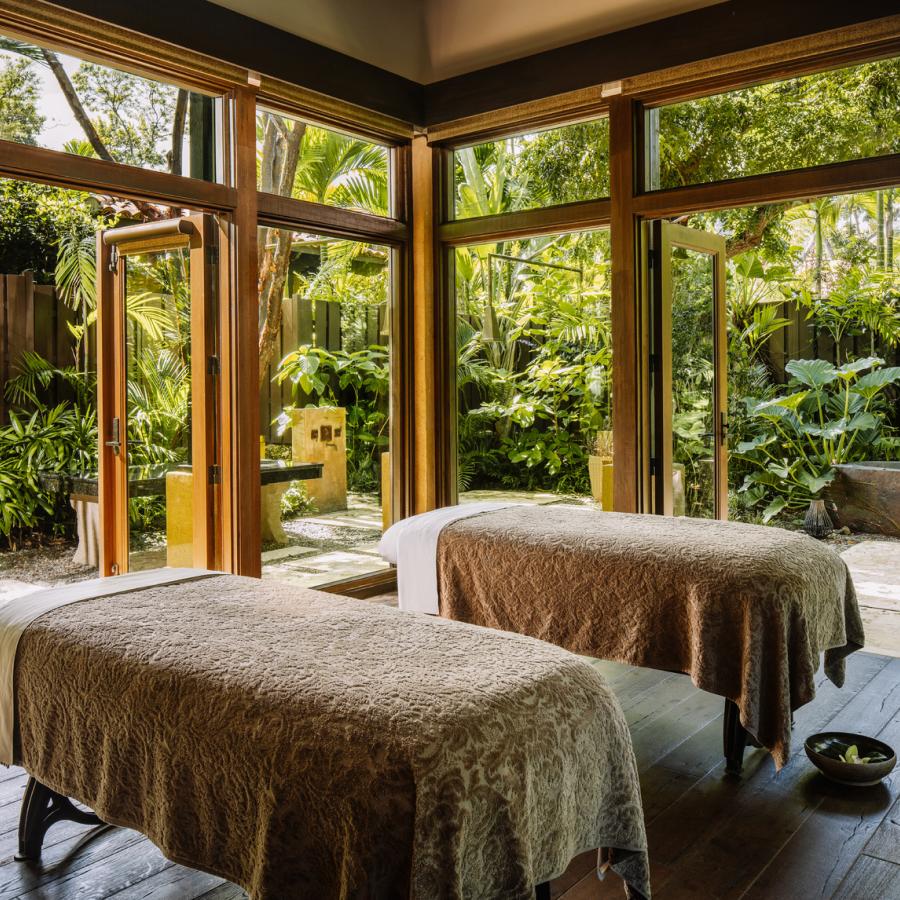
257,119,305,386
42,49,114,163
170,89,188,175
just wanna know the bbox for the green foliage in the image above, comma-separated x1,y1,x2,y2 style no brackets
275,346,389,493
657,57,900,189
735,357,900,520
70,63,178,168
0,57,43,144
0,359,97,547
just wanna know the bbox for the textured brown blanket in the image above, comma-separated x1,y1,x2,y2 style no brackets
14,574,649,900
438,506,865,769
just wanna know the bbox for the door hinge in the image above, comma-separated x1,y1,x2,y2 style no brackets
110,562,119,576
208,465,221,485
649,457,657,476
108,245,119,273
207,246,219,266
207,355,220,376
649,352,659,373
648,247,658,270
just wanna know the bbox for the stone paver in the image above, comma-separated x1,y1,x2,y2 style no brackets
841,541,900,658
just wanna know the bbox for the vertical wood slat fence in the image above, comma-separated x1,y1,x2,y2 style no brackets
765,299,900,382
260,295,389,444
0,273,76,424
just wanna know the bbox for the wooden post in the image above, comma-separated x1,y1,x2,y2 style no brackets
219,86,261,577
411,133,438,514
609,96,643,514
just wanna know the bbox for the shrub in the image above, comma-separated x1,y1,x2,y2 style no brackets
735,356,900,521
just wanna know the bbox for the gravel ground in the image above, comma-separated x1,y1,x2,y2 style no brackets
0,541,95,585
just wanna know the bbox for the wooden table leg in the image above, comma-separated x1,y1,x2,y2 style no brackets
16,776,106,861
723,699,749,775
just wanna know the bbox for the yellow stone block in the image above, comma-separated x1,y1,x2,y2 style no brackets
381,451,391,532
165,470,194,568
290,407,347,513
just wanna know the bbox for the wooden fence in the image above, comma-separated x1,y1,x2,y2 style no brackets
765,299,900,382
260,295,389,443
0,273,77,424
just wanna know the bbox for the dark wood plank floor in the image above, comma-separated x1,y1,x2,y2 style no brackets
0,652,898,899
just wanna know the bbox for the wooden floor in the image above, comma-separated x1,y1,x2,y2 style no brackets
0,652,898,899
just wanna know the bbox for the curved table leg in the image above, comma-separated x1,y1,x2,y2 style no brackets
723,699,750,775
16,776,106,861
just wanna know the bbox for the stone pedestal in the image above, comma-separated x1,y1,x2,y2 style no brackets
165,469,194,568
71,496,100,568
261,483,290,544
290,407,347,513
381,451,391,531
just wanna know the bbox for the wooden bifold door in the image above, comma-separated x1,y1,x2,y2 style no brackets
96,214,220,576
649,220,728,520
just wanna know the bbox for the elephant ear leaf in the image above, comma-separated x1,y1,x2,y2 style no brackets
785,358,837,388
851,367,900,399
836,356,882,379
762,497,787,523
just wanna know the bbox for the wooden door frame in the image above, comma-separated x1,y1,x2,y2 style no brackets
650,220,728,519
96,214,219,576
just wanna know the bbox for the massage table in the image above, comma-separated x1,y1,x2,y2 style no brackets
380,504,865,773
2,569,649,900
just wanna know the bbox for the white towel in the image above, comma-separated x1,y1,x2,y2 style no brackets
0,567,222,766
378,503,519,614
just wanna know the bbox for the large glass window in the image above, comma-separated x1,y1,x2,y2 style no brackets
453,118,610,219
256,108,391,217
647,55,900,190
258,226,393,587
0,34,222,180
455,230,613,507
671,187,900,527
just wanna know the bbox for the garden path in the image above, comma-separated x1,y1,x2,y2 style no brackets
842,541,900,658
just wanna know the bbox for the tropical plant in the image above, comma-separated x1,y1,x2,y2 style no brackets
274,345,389,493
735,357,900,521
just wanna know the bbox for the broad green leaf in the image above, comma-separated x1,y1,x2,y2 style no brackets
836,356,882,379
762,497,787,523
851,367,900,398
785,358,838,388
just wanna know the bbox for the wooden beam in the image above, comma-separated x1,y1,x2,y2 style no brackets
411,134,438,513
221,87,261,577
256,192,407,244
609,96,642,514
623,15,900,103
0,139,236,211
633,153,900,219
41,0,424,124
439,199,611,246
423,2,899,123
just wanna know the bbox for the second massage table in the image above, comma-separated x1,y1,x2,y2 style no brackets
381,504,865,773
3,569,649,900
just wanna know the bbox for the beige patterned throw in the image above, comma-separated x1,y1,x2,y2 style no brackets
14,575,649,899
438,506,865,769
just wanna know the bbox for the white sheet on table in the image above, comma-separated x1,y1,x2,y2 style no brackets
378,503,521,614
0,568,222,766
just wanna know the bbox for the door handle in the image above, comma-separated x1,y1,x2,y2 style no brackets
105,417,121,456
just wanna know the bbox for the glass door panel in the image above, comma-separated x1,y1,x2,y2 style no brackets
123,246,193,570
97,215,219,576
650,221,728,519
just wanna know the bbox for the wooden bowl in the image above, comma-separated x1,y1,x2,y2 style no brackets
805,732,896,787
